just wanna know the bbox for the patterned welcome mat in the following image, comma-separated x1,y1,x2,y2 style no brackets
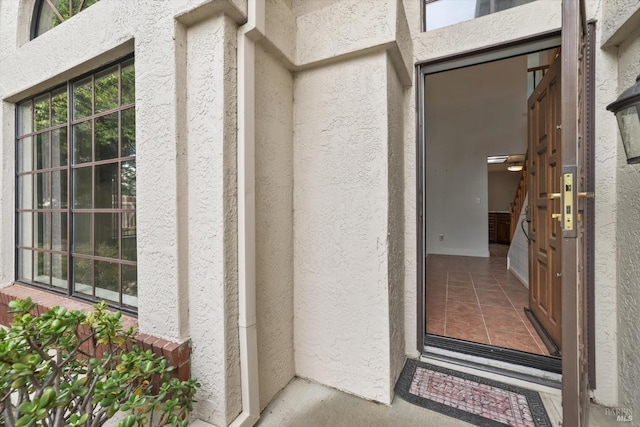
395,359,552,427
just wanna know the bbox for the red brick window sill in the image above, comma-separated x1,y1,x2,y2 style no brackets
0,284,190,380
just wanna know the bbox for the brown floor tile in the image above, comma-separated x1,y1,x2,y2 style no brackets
479,305,522,321
445,311,484,327
447,293,478,304
488,330,541,354
484,318,531,335
446,286,477,298
473,282,504,291
446,301,482,316
446,320,487,336
426,319,445,335
447,280,474,288
448,272,471,282
448,329,491,345
476,290,510,305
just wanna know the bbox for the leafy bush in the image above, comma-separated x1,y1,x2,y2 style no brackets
0,298,199,427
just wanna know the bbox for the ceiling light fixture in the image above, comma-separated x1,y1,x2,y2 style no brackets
507,164,523,172
487,155,509,164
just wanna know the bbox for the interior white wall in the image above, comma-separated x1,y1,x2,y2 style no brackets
425,55,527,258
293,51,396,404
488,171,521,212
507,194,529,288
254,45,295,411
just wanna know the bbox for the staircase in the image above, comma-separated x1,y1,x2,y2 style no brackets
510,153,527,241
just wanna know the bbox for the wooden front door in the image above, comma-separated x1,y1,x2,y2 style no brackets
528,57,562,349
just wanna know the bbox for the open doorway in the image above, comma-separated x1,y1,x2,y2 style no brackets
422,46,562,368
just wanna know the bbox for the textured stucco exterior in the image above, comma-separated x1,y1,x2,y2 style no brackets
293,51,398,404
1,0,640,425
254,45,295,411
614,23,640,421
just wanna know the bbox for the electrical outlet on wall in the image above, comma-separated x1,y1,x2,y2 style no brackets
439,234,444,241
475,197,481,205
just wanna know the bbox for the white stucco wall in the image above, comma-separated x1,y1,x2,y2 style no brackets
254,45,295,411
184,15,242,424
293,51,397,404
0,1,248,425
425,56,527,258
614,24,640,419
386,56,406,392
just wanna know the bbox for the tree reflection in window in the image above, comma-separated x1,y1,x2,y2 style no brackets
32,0,100,39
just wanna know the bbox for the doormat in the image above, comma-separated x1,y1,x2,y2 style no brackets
395,359,552,427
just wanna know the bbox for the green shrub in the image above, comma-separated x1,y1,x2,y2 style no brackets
0,298,199,427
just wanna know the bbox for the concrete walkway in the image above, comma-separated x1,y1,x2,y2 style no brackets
256,378,473,427
255,377,621,427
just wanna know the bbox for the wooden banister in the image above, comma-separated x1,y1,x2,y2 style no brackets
510,153,528,241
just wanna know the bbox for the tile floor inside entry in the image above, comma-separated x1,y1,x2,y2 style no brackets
426,244,551,356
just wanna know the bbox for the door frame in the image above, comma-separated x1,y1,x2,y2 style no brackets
415,24,595,414
416,29,562,360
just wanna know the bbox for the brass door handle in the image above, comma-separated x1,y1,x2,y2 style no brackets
578,192,595,198
547,193,561,200
551,213,562,222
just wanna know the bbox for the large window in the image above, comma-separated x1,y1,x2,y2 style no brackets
16,57,137,310
424,0,537,31
32,0,101,39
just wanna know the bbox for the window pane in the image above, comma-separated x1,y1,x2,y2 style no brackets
73,213,93,255
73,257,93,294
51,88,68,125
121,160,136,202
18,102,33,136
18,137,33,173
52,127,68,167
35,3,63,37
121,60,135,105
95,113,118,161
34,95,50,131
95,213,118,258
52,170,67,209
95,260,119,303
35,251,51,285
18,175,33,210
73,77,93,120
496,0,534,11
121,108,135,157
18,213,33,248
36,133,50,170
425,0,536,31
52,212,67,251
73,120,92,164
73,167,92,208
425,0,478,31
122,212,136,261
52,254,68,289
122,264,137,307
95,66,119,113
95,163,118,209
34,172,51,209
17,249,33,282
35,212,51,250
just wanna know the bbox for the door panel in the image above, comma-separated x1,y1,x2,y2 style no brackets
528,58,562,348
